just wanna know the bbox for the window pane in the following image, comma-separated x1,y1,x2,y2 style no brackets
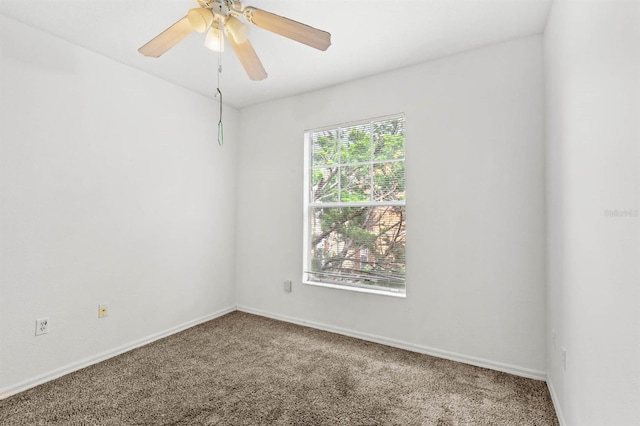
306,114,406,295
311,167,339,202
308,206,406,290
340,124,371,163
373,118,405,161
340,165,371,202
373,161,405,201
311,130,339,166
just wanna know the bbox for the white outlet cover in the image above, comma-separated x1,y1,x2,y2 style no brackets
35,318,49,336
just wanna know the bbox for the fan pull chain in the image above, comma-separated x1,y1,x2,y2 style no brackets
217,87,224,146
216,45,224,146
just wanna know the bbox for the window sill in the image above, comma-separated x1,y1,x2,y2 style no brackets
303,280,406,298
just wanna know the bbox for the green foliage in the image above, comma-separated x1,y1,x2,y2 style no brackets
312,168,338,202
340,165,369,202
373,161,405,201
311,130,339,166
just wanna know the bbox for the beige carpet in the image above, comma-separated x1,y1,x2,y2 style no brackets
0,312,558,425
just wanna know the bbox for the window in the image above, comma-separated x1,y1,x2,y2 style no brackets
303,114,406,296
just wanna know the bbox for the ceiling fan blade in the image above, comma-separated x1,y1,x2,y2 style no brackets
227,37,267,81
244,7,331,51
138,16,194,58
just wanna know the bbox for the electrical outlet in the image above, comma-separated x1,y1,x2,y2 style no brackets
35,318,49,336
561,347,567,371
551,329,556,348
283,280,292,293
98,304,109,318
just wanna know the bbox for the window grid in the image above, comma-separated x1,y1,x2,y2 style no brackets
304,114,406,295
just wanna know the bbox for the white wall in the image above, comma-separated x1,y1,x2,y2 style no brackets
544,1,640,425
236,36,547,377
0,15,238,395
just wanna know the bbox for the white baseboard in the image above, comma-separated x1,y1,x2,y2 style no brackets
546,376,567,426
236,305,547,381
0,305,236,400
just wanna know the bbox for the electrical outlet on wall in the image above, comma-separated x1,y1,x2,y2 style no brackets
283,280,292,293
35,318,49,336
98,304,109,318
551,329,556,348
561,347,567,371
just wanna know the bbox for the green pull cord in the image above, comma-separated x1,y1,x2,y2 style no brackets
217,87,223,146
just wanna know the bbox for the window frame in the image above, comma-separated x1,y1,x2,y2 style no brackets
302,113,406,298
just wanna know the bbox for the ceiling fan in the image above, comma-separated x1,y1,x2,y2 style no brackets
138,0,332,81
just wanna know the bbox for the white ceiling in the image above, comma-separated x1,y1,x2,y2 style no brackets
0,0,552,109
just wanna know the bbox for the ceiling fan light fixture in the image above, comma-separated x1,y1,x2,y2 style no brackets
225,15,250,44
138,0,331,80
187,8,215,33
204,24,225,52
